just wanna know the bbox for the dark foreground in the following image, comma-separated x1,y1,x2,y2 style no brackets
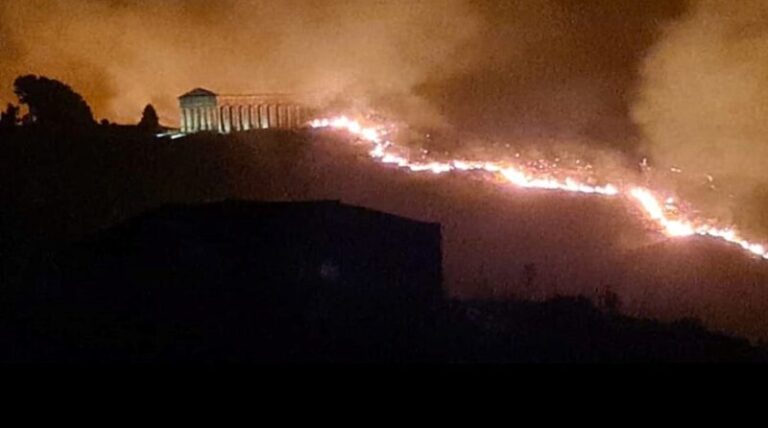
0,199,764,363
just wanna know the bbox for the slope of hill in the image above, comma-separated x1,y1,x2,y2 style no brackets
618,237,768,341
3,125,768,344
2,199,765,363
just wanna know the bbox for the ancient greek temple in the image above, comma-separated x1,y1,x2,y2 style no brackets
178,88,310,134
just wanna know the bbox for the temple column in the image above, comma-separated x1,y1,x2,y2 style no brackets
274,104,281,128
180,108,187,133
261,104,269,128
286,105,292,128
285,105,292,128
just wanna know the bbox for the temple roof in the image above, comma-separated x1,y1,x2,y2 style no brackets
179,88,217,99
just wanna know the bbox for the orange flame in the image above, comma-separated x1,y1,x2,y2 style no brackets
309,116,768,261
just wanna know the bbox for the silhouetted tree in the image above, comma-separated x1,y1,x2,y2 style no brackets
13,75,94,129
599,285,621,313
0,103,19,131
138,104,160,132
522,263,537,295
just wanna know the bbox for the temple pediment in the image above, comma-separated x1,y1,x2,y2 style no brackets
179,88,217,99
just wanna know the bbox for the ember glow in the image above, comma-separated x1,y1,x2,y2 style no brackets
309,115,768,261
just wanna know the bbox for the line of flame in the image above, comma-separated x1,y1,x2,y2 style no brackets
309,116,768,261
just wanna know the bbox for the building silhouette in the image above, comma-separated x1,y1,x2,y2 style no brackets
9,200,443,362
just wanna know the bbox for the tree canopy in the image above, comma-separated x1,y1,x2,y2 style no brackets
138,104,160,132
0,103,19,131
13,75,95,129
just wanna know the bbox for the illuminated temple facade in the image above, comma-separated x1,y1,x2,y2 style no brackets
178,88,310,134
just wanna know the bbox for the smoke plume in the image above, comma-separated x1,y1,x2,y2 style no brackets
633,0,768,235
0,0,479,125
1,0,686,143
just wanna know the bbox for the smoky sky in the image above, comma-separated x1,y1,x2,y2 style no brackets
1,0,685,140
8,0,768,230
633,0,768,236
0,0,479,125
